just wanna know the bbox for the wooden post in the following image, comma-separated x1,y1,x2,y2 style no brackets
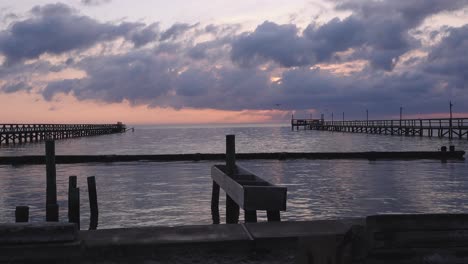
225,135,239,223
211,181,220,224
45,140,58,222
68,176,77,220
15,206,29,223
245,210,257,223
226,135,236,176
226,195,239,224
267,210,281,222
69,187,80,230
87,176,98,230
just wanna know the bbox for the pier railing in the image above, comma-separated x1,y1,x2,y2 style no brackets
292,118,468,139
0,123,126,144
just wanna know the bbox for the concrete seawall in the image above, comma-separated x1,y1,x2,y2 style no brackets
0,219,363,263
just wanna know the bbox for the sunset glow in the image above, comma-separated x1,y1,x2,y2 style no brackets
1,1,467,124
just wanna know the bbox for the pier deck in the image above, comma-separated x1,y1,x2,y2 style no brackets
292,118,468,139
0,123,126,145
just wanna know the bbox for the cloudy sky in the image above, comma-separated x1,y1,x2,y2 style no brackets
1,0,467,124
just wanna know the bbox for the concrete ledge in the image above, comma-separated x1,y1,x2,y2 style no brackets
0,220,362,263
0,223,77,245
80,223,252,247
245,219,364,240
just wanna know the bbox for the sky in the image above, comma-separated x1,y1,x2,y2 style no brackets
0,0,467,124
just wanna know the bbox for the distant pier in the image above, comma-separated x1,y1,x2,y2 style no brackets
0,122,126,145
292,117,468,139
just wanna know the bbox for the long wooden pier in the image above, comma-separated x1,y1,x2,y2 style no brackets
292,118,468,139
0,123,126,145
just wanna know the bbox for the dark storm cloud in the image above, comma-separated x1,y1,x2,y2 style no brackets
425,25,468,90
231,0,468,70
0,3,157,64
43,50,178,103
231,22,312,67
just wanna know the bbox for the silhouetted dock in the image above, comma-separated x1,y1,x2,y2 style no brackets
292,118,468,139
0,123,126,145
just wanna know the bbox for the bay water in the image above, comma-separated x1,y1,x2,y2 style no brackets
1,124,467,228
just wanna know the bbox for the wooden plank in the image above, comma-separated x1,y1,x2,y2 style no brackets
211,165,287,211
244,186,287,211
211,165,245,208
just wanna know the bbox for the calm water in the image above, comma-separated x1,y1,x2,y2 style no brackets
1,124,467,228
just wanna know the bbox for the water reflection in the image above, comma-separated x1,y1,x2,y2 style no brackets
1,159,468,228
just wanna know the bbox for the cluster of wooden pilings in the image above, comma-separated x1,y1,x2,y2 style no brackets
292,118,468,139
14,140,99,230
0,123,126,145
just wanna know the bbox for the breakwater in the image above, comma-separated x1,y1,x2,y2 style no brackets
0,149,463,165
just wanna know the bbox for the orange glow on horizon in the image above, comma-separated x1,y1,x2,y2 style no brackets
0,92,290,125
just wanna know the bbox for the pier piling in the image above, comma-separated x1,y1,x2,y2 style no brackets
225,135,240,224
267,211,281,222
226,135,236,175
87,176,98,230
45,140,58,222
244,210,257,223
69,187,80,230
211,182,220,224
68,176,77,220
15,206,29,223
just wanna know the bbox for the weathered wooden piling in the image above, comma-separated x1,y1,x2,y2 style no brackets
69,187,80,230
45,140,58,222
87,176,98,230
244,210,257,223
226,135,236,175
15,206,29,223
225,135,240,224
267,211,281,222
68,176,77,220
211,182,220,224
